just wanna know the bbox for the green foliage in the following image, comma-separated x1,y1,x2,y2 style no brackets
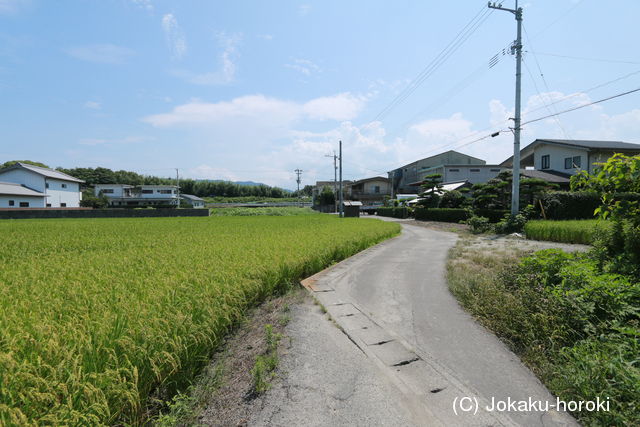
471,170,556,210
439,190,467,208
79,188,109,208
418,174,443,208
251,324,282,394
316,186,335,206
524,220,611,244
493,212,528,234
0,216,399,425
448,246,640,425
376,207,410,219
537,191,601,220
414,207,469,223
473,208,509,223
0,160,50,169
465,216,491,234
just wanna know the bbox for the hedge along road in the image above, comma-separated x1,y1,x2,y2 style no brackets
301,219,578,426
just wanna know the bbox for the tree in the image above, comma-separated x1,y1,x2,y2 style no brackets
417,174,443,208
439,190,466,208
1,160,49,169
80,189,109,208
317,186,335,206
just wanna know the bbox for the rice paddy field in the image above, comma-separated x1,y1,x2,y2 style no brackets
0,215,399,426
524,219,611,244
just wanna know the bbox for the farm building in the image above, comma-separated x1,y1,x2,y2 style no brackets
0,181,48,208
0,162,84,207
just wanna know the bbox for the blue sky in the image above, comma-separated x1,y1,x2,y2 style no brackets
1,0,639,188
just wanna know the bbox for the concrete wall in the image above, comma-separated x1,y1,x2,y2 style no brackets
0,208,210,220
0,195,46,208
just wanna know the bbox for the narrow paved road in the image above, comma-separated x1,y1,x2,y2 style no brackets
300,221,577,426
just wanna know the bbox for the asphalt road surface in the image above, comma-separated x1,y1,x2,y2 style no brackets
253,221,578,426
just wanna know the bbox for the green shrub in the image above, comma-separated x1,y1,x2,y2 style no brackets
474,209,508,223
493,212,528,234
466,216,491,234
414,207,469,223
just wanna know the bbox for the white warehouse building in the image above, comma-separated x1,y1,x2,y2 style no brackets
0,162,84,208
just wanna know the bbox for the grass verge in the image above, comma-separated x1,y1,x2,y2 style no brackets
447,239,639,426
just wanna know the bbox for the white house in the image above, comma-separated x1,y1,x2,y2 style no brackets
0,181,48,208
180,194,205,208
0,162,84,207
95,184,179,207
501,139,640,174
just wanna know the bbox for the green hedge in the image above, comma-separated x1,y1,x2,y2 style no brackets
473,209,509,223
415,208,469,223
538,191,601,220
376,207,409,219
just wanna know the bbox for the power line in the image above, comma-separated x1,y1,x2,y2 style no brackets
372,4,493,122
530,0,585,39
521,86,640,126
528,51,640,65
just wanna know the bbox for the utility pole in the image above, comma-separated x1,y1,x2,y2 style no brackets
325,151,338,213
175,168,180,208
295,168,303,207
339,140,343,218
489,0,523,215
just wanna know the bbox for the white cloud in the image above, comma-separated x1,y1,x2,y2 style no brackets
285,58,321,76
130,0,153,11
258,34,274,41
79,136,154,146
84,101,101,110
162,13,187,60
187,165,239,181
303,93,365,121
65,44,135,64
173,32,241,85
142,92,365,128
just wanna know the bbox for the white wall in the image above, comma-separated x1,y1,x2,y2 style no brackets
0,169,45,192
421,166,504,185
95,185,129,198
46,179,81,207
139,187,178,199
0,195,46,208
533,144,587,174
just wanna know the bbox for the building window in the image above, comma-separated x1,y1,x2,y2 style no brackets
60,203,66,207
141,189,153,194
45,183,49,189
373,185,380,194
46,203,51,207
9,200,14,206
541,155,550,169
470,169,480,172
565,156,581,169
490,168,501,172
448,169,460,172
101,189,114,194
19,202,29,207
158,189,173,194
61,183,67,188
573,156,581,168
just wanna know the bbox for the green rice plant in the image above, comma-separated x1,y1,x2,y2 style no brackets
0,215,398,425
210,207,317,216
524,219,611,244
